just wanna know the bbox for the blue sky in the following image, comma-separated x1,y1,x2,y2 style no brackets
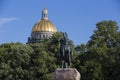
0,0,120,45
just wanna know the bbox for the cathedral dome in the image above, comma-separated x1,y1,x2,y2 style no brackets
32,19,57,32
28,8,57,43
32,8,57,33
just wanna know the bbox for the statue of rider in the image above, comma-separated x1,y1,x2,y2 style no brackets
59,32,72,68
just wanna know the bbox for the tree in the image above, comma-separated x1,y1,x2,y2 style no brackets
88,20,119,48
28,42,57,80
0,43,33,80
87,20,120,80
0,21,119,80
75,20,120,80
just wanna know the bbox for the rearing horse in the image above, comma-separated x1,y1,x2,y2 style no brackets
60,32,72,68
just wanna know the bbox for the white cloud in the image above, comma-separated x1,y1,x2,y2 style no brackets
0,18,17,25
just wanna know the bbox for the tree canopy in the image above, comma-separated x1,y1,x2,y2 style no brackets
0,20,120,80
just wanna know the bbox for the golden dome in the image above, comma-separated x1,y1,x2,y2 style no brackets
28,8,57,43
32,8,57,33
32,19,57,32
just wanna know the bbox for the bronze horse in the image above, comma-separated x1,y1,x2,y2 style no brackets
60,32,72,68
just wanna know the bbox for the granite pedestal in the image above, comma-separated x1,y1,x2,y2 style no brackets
53,68,80,80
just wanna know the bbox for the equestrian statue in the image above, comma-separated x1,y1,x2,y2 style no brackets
59,32,73,68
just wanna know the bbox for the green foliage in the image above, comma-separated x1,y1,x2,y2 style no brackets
0,20,120,80
0,32,65,80
0,43,33,80
28,43,57,80
75,20,120,80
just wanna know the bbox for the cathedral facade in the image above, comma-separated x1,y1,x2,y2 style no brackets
28,8,57,43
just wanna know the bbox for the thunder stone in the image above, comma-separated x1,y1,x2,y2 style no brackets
53,68,80,80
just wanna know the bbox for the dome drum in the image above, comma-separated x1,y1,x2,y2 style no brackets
31,31,53,39
28,32,53,43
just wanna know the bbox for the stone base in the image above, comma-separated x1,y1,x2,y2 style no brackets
53,68,80,80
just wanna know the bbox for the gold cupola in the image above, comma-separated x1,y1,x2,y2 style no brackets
32,8,57,33
28,8,57,43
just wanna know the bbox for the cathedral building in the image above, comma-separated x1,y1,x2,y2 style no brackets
28,8,57,43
